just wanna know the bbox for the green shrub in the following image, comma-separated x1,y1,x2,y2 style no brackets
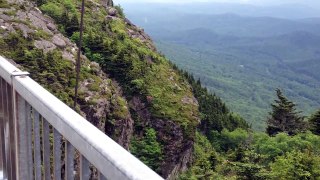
130,128,163,172
270,150,320,179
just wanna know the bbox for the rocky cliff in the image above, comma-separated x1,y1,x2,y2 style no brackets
0,0,133,148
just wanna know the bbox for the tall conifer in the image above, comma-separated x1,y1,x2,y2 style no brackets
266,89,306,136
309,110,320,135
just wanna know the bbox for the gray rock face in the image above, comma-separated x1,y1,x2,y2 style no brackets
52,35,66,48
13,23,34,38
105,15,119,21
100,0,113,7
108,7,117,16
16,11,28,21
0,14,12,21
46,23,56,31
34,40,56,53
62,51,75,63
28,10,53,35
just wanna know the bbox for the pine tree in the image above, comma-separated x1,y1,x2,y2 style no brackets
309,110,320,135
266,89,306,136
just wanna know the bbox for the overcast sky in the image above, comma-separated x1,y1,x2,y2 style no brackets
114,0,320,7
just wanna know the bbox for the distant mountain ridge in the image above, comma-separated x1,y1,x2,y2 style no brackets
121,5,320,130
119,2,320,19
126,13,320,38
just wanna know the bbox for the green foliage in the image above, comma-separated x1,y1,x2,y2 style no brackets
114,5,125,18
179,132,220,179
266,89,307,136
176,68,249,134
3,10,16,16
209,128,249,152
253,132,320,163
33,30,52,40
270,150,320,179
0,0,10,8
40,0,78,36
130,128,163,172
40,2,65,21
151,19,320,131
64,13,79,37
1,31,76,105
230,162,268,180
183,127,320,179
309,109,320,135
70,11,199,138
34,0,47,6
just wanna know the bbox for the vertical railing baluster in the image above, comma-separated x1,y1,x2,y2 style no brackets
0,78,6,178
42,118,51,180
3,80,9,180
2,80,10,180
65,141,74,180
33,110,42,180
4,80,16,180
80,155,90,180
53,129,61,180
25,103,34,179
15,94,33,179
98,171,107,180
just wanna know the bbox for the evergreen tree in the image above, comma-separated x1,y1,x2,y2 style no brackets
130,128,163,172
35,0,46,6
309,109,320,135
65,14,79,37
266,89,306,136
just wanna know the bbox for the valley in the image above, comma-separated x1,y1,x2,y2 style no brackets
120,3,320,130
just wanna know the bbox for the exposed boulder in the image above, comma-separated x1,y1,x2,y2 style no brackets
52,35,66,48
46,23,56,31
107,7,117,16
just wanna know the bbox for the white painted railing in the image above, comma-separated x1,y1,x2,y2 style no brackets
0,56,163,180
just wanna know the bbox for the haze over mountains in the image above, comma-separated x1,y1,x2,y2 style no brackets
116,2,320,130
117,1,320,19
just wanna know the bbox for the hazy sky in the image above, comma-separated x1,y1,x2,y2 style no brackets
114,0,320,7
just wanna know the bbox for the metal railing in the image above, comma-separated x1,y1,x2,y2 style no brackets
0,56,163,180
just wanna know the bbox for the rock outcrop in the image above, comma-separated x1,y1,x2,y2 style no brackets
130,96,195,179
0,0,133,149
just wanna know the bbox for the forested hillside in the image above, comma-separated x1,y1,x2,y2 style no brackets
122,6,320,130
1,0,320,179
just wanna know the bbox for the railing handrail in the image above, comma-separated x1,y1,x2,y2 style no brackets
0,56,163,180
